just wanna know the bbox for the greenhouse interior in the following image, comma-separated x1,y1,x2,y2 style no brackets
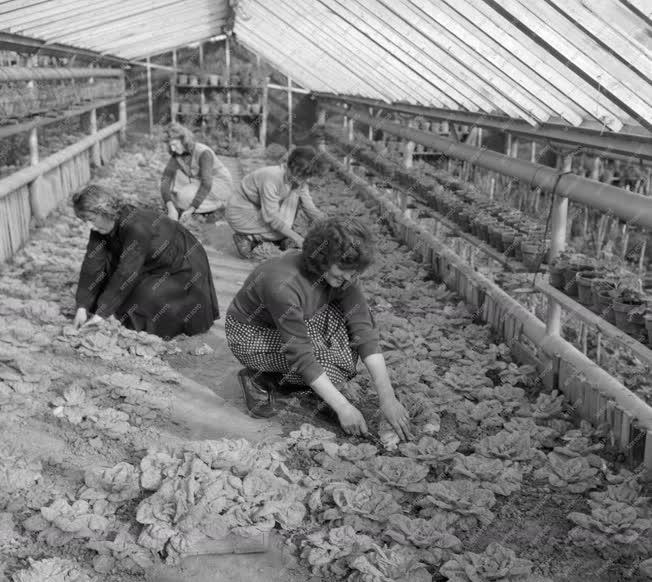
0,0,651,581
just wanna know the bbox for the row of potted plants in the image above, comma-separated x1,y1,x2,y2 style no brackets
0,79,123,119
349,141,551,271
173,100,261,116
342,135,652,350
549,251,652,345
176,71,264,87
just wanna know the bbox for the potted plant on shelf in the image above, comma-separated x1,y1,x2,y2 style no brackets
576,270,607,306
644,311,652,348
548,250,573,289
610,282,648,339
562,254,595,297
520,237,549,272
501,227,517,256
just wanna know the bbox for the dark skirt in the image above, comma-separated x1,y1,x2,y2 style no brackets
103,230,219,339
224,304,358,385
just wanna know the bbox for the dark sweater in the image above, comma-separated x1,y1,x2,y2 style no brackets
227,251,380,384
160,150,213,209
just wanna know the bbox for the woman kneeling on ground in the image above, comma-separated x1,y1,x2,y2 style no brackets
72,184,220,338
225,145,326,259
160,122,234,224
225,216,411,440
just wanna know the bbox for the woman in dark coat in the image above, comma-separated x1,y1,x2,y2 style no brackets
72,184,219,339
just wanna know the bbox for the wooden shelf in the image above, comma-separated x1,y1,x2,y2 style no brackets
176,84,263,90
175,111,262,118
534,280,652,366
0,97,123,140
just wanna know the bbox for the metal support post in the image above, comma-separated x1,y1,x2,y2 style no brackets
545,153,572,337
146,56,153,136
317,108,326,152
287,75,293,148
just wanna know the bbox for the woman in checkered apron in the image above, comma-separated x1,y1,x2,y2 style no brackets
225,217,411,440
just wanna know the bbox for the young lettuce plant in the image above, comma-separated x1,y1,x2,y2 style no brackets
12,557,96,582
474,431,540,463
533,452,600,493
451,399,505,431
384,513,462,566
348,544,431,582
590,477,649,509
529,390,566,421
553,436,605,469
498,363,537,386
440,542,552,582
567,501,652,559
362,456,430,493
450,454,524,496
300,525,376,579
420,480,496,532
476,385,526,413
502,417,558,448
399,436,461,466
322,480,402,534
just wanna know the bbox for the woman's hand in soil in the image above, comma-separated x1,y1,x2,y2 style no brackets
179,208,195,224
380,396,412,441
337,403,368,437
292,235,304,248
166,202,179,221
83,314,103,327
73,307,88,329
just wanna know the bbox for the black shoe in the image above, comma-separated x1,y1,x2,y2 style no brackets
237,369,277,418
278,238,299,252
233,234,256,260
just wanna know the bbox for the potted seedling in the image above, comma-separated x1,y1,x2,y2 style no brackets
610,284,648,338
563,254,595,297
548,250,573,289
521,240,546,272
644,311,652,348
501,228,517,256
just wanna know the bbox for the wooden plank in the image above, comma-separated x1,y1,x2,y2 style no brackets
559,360,576,409
606,401,616,445
645,430,652,470
596,393,608,425
587,381,598,425
613,406,624,449
621,411,632,456
0,98,123,140
542,353,557,391
576,382,588,420
535,280,652,367
630,422,646,466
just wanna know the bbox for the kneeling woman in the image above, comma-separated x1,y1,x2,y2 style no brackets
225,217,411,439
72,184,220,338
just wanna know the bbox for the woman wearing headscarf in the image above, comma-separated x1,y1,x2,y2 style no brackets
225,145,326,258
160,122,234,223
225,216,411,440
72,184,220,338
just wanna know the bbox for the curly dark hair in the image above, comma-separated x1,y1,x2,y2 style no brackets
301,217,375,279
287,145,320,180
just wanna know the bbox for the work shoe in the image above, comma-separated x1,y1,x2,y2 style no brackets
233,233,255,259
238,368,278,418
278,238,299,251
